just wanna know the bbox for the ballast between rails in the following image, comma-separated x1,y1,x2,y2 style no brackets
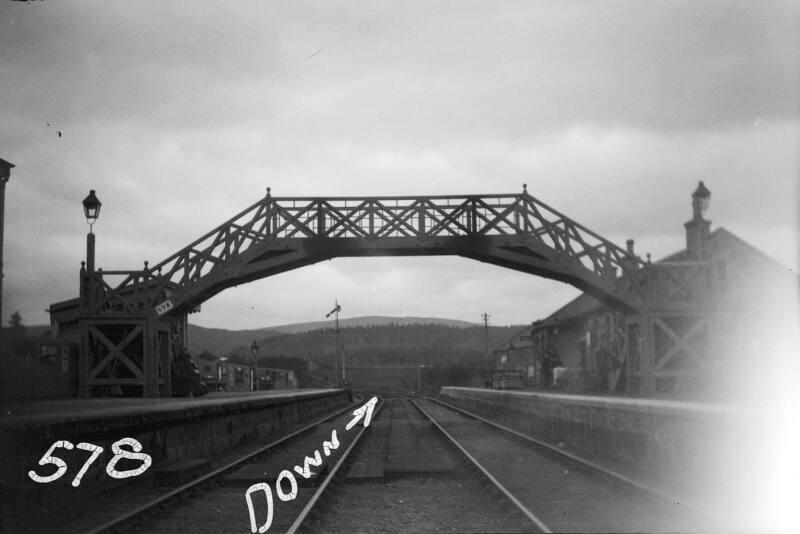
429,396,702,515
285,396,385,534
411,399,552,533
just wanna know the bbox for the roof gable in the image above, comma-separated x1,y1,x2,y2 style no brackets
535,226,793,324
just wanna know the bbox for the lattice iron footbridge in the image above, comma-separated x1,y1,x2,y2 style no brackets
50,186,710,397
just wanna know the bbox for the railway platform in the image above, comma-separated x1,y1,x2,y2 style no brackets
0,388,352,533
1,389,339,428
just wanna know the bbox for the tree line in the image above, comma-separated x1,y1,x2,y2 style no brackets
197,322,524,388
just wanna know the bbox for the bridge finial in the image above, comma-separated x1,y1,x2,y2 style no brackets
266,187,271,198
523,183,528,195
144,260,149,271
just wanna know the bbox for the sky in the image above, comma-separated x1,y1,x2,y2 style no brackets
1,0,797,330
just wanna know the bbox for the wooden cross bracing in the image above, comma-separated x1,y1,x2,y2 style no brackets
86,187,705,319
87,324,144,381
654,317,709,372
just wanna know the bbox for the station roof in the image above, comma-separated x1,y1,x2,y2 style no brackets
532,226,792,326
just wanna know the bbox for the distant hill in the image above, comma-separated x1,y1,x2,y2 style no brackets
187,325,283,357
187,316,476,356
225,322,525,369
266,315,476,334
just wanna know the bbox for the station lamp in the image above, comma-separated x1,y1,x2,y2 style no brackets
692,181,711,215
250,340,260,359
0,158,14,184
82,189,102,230
82,189,101,273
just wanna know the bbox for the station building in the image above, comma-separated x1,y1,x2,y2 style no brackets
494,182,798,399
196,354,298,392
0,327,79,400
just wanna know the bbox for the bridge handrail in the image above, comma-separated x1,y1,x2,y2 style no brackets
148,188,639,272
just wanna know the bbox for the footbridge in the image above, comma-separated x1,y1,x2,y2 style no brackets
50,186,710,397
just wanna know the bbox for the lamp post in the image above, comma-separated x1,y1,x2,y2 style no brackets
82,190,102,272
0,158,15,327
482,312,490,374
250,341,260,391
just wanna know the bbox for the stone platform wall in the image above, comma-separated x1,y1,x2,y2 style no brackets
438,387,760,508
1,389,352,524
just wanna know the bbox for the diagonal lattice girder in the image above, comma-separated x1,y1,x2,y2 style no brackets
95,187,706,318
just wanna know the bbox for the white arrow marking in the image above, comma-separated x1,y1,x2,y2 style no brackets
346,396,377,430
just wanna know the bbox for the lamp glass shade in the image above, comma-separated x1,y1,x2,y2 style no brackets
82,189,102,223
250,341,260,356
692,181,711,212
0,158,14,182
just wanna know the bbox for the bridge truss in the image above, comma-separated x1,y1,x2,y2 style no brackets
53,186,710,397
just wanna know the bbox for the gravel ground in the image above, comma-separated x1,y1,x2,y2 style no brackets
306,399,537,533
309,477,534,533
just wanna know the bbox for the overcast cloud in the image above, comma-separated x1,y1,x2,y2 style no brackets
1,1,797,329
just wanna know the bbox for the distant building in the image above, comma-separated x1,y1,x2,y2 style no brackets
0,328,78,400
498,182,797,398
204,357,298,392
492,326,535,386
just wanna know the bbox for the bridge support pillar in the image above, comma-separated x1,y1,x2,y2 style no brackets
76,314,185,398
639,314,657,396
625,314,654,396
142,318,162,397
625,310,710,397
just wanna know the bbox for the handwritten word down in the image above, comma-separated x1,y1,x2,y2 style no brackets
245,396,377,533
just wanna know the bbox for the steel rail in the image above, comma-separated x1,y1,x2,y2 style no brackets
285,397,385,534
83,397,365,534
428,396,704,515
411,399,552,533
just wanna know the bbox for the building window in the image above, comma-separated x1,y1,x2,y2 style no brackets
40,344,57,364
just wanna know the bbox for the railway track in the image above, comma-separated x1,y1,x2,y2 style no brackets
57,396,380,534
296,397,544,533
412,397,713,533
59,394,715,533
